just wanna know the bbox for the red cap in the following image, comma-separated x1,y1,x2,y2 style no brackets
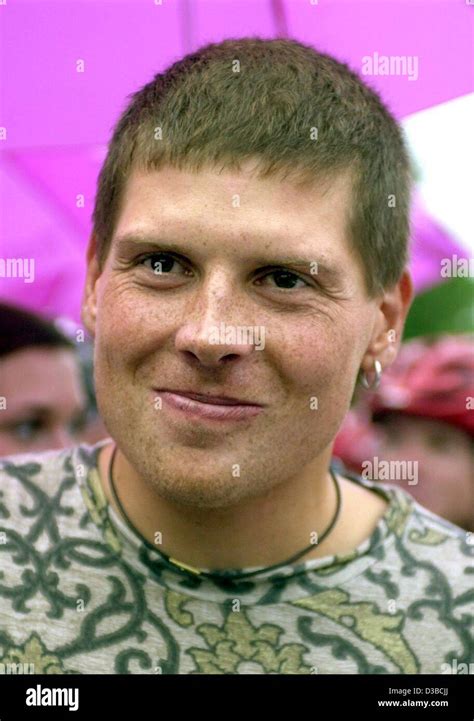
369,335,474,438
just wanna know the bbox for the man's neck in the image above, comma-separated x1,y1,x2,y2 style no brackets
96,442,388,570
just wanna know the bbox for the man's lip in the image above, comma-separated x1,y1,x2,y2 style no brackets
155,389,263,407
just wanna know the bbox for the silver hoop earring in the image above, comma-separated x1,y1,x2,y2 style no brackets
360,359,382,390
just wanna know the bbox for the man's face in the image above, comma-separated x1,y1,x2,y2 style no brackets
377,414,474,530
0,347,86,456
84,162,382,508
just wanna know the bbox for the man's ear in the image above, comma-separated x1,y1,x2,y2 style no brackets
360,270,413,375
81,233,102,338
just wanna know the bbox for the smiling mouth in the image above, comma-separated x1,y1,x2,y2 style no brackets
154,390,264,421
157,389,264,406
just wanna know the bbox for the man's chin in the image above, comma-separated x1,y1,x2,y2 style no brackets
146,475,263,510
131,452,273,510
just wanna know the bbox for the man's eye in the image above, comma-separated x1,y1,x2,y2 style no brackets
256,269,309,290
136,256,309,289
139,253,189,276
11,418,45,441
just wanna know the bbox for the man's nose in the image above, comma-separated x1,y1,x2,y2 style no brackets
174,277,258,368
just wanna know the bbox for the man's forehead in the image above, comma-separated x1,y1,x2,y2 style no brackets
123,161,354,206
116,164,354,248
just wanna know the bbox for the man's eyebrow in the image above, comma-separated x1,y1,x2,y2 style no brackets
259,256,341,277
0,405,51,424
16,405,51,416
114,233,342,279
115,233,163,249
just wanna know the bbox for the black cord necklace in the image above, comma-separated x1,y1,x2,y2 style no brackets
107,444,342,582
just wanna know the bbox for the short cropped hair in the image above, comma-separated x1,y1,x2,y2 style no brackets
92,37,413,296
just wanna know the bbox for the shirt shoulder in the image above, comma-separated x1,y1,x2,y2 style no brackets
0,443,104,539
362,477,473,601
342,472,472,593
398,491,472,579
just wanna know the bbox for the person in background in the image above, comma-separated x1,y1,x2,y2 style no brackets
334,335,474,531
370,335,474,531
0,302,87,455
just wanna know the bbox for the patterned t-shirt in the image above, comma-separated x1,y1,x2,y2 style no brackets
0,440,472,675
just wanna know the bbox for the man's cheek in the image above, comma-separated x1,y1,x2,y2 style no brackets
95,334,129,386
